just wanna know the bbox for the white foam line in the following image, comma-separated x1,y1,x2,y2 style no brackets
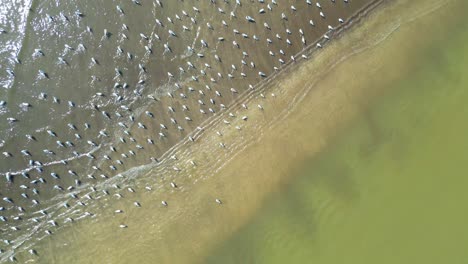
0,146,101,176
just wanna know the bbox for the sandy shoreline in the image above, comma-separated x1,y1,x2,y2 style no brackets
152,0,387,166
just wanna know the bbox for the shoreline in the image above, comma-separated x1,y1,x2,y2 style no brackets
135,0,388,168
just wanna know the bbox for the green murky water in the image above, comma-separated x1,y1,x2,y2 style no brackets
204,1,468,263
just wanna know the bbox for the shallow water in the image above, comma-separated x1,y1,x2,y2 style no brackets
204,0,468,263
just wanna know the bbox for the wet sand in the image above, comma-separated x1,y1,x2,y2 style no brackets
7,0,456,262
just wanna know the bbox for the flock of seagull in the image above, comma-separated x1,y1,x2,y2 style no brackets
0,0,357,261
